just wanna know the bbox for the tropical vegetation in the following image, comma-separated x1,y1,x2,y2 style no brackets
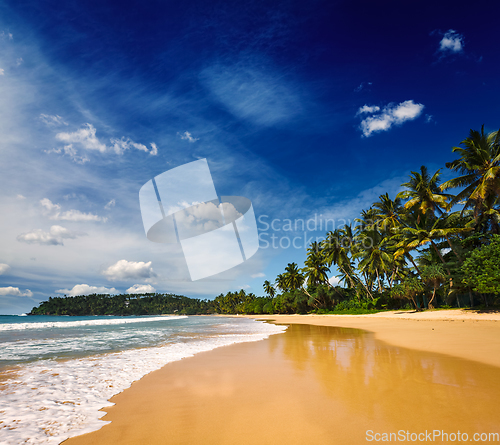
30,126,500,317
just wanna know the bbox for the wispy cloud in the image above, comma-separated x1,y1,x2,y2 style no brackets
40,198,107,222
102,260,156,281
178,131,199,143
104,199,116,209
39,114,68,127
354,82,372,93
17,225,87,246
439,30,464,54
56,123,107,153
200,62,303,126
0,286,32,297
357,100,424,137
126,284,156,294
56,284,118,296
0,263,11,275
356,105,380,115
251,272,265,278
50,124,158,162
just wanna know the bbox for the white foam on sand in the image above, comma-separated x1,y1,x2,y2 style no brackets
0,319,286,445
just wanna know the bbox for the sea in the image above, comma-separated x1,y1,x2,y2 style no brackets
0,314,286,445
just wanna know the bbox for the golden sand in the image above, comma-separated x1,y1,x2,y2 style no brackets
65,311,500,445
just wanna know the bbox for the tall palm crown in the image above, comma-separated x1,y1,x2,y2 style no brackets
441,125,500,220
283,262,305,290
302,246,330,287
263,280,275,298
397,166,451,221
372,193,404,232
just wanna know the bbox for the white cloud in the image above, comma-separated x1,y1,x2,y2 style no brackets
102,259,156,281
0,68,4,76
110,137,147,155
40,114,68,127
358,100,424,137
439,30,464,53
179,131,199,143
329,276,341,286
104,199,116,209
40,198,107,222
126,284,156,294
17,225,87,246
251,272,265,278
0,286,33,297
356,105,380,115
16,58,23,66
239,284,251,289
0,263,11,275
56,123,107,153
16,194,26,200
56,284,118,296
149,142,158,156
45,144,89,164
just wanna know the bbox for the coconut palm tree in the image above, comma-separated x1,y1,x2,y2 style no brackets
263,280,275,298
441,125,500,222
322,227,357,289
421,264,446,308
372,193,404,231
283,262,305,290
302,246,330,288
397,166,452,222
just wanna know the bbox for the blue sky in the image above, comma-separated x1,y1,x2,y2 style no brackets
0,0,499,314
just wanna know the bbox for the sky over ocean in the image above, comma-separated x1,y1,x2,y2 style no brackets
0,0,499,314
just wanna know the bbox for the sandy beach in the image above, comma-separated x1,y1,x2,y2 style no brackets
64,310,500,444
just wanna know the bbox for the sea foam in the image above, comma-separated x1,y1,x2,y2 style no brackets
0,318,286,445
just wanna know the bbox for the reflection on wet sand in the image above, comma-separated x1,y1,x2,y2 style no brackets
66,323,500,445
270,324,500,435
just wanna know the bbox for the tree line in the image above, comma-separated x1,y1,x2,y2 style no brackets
30,126,500,316
263,125,500,312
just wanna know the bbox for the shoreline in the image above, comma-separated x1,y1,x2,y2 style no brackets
244,309,500,368
64,311,500,444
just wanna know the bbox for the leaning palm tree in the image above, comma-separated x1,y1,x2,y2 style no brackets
421,264,447,308
263,280,275,298
397,166,452,222
441,125,500,222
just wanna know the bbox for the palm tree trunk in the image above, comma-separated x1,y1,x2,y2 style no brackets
445,234,463,264
430,240,453,287
428,285,437,309
375,268,383,293
405,253,422,276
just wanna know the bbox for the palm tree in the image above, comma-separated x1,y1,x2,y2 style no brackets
322,227,357,288
397,166,452,222
441,125,500,222
275,273,288,292
302,246,330,288
283,262,305,290
372,193,404,231
263,280,275,298
421,264,446,308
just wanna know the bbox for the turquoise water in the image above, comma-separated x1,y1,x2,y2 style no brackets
0,315,286,444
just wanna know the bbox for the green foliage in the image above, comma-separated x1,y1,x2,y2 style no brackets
30,293,214,316
462,235,500,294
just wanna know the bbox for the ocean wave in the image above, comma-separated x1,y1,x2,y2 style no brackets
0,315,188,331
0,319,286,445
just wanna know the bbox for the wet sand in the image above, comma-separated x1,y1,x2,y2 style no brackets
65,313,500,445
